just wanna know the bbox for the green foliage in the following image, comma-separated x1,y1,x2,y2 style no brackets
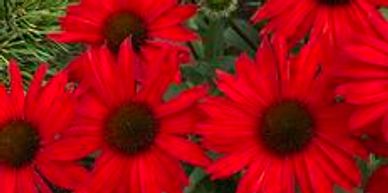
0,0,82,83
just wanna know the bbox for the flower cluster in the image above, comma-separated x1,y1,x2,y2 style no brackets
1,0,388,193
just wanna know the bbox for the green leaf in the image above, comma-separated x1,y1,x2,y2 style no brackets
224,19,258,56
185,168,215,193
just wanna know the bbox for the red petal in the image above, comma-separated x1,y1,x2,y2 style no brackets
315,138,361,188
216,69,265,114
118,38,136,98
304,152,333,193
43,135,101,161
33,171,51,193
366,165,388,193
261,160,291,193
49,32,102,43
293,154,314,193
150,26,198,41
138,152,162,193
150,5,197,29
350,102,388,129
366,140,388,157
9,60,24,116
26,64,47,108
17,168,38,193
137,47,178,105
337,80,388,105
0,168,16,193
88,152,125,193
344,42,388,68
38,160,89,190
159,108,199,135
208,146,257,179
236,159,268,193
59,15,101,32
127,157,141,193
155,85,208,117
156,134,210,167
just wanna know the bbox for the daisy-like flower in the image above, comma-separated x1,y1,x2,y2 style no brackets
0,61,88,193
365,165,388,193
51,40,210,193
252,0,388,48
50,0,196,81
336,36,388,139
199,38,367,193
49,0,197,54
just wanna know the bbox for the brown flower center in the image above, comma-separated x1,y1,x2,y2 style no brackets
104,102,159,155
103,12,148,53
317,0,351,6
0,121,40,168
260,101,315,156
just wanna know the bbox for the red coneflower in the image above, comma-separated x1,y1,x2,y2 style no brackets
0,61,88,193
365,165,388,193
49,0,197,81
50,0,197,54
336,36,388,139
52,40,210,193
252,0,388,48
199,38,367,193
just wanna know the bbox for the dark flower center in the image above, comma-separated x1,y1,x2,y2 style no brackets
317,0,351,6
103,12,148,53
0,121,40,168
260,101,315,156
205,0,233,11
104,102,159,155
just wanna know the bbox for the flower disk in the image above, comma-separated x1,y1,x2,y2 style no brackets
104,102,159,155
0,121,40,168
103,13,147,53
261,101,315,156
318,0,351,6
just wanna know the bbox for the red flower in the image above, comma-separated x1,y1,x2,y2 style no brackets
50,0,197,81
199,38,367,193
0,61,88,192
50,0,197,54
49,0,197,81
252,0,388,48
365,165,388,193
336,36,388,138
54,40,210,193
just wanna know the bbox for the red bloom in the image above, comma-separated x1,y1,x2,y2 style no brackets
55,41,210,193
252,0,388,48
50,0,197,81
365,165,388,193
199,38,367,193
50,0,197,53
0,61,88,192
336,36,388,138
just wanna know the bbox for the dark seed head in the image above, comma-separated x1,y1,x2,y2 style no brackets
260,101,315,156
317,0,351,6
104,102,158,155
103,12,148,53
0,121,40,168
